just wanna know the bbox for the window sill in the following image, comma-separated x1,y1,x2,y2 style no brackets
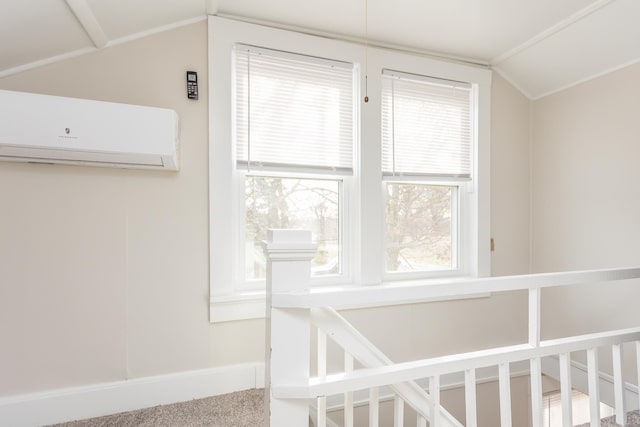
209,292,267,323
210,279,491,323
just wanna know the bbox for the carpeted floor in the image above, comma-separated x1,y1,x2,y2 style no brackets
46,390,640,427
574,410,640,427
47,389,264,427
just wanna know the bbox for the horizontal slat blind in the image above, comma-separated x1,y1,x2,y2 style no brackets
235,45,354,173
381,69,472,179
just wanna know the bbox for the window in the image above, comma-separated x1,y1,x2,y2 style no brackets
381,71,473,277
209,16,491,322
234,46,355,286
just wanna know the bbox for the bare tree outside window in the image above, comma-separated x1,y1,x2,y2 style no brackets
245,176,341,280
385,183,454,272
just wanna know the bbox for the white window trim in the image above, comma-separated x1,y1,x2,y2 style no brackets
208,16,491,323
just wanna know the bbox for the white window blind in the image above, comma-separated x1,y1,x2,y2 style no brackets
235,45,355,174
381,69,473,179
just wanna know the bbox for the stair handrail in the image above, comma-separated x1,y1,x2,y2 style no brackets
264,229,640,427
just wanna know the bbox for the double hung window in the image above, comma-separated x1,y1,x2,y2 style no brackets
234,46,355,283
209,16,491,322
381,71,473,276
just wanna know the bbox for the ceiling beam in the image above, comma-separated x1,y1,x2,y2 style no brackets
490,0,615,65
65,0,109,49
206,0,218,15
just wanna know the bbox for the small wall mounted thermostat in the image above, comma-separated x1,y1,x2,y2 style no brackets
186,71,198,100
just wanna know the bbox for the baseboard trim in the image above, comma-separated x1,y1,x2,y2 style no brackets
0,363,265,427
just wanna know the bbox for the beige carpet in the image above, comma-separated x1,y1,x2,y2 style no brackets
574,410,640,427
46,389,640,427
47,389,264,427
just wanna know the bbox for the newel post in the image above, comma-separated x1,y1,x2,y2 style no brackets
263,229,316,427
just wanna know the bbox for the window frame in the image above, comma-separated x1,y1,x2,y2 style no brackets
209,16,491,323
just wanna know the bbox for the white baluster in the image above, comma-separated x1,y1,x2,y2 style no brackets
498,363,512,427
529,287,543,427
465,369,477,427
417,415,427,427
426,376,440,427
612,344,626,425
587,348,600,427
369,387,379,427
317,329,327,427
528,288,541,347
530,358,543,427
637,341,640,418
344,352,354,427
558,353,573,427
393,396,404,427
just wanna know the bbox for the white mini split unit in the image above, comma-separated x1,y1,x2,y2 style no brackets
0,90,179,171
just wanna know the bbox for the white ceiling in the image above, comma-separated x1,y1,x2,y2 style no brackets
0,0,638,99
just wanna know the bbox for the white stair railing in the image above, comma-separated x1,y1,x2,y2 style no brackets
264,229,640,427
311,306,463,426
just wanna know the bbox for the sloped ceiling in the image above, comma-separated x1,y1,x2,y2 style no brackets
0,0,638,99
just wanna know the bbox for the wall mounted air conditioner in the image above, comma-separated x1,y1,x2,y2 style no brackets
0,90,179,171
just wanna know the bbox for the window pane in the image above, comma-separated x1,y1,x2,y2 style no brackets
385,183,455,272
245,176,341,280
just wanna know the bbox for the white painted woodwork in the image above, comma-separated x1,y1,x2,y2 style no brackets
265,238,640,426
587,348,600,427
498,363,512,427
272,267,640,309
528,288,541,346
417,416,427,427
430,376,441,427
274,327,640,399
85,0,205,40
558,353,573,427
369,387,379,427
317,330,327,427
310,403,341,427
530,358,543,427
316,396,327,426
344,352,354,427
612,344,626,425
65,0,108,48
263,229,316,427
637,341,640,416
311,307,463,426
464,369,477,427
393,396,404,427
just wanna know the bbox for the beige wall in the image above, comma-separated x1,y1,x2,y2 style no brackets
490,73,531,276
0,20,532,399
0,22,219,396
531,64,640,378
532,63,640,274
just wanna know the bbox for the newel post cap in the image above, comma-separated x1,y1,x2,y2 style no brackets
262,229,317,261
